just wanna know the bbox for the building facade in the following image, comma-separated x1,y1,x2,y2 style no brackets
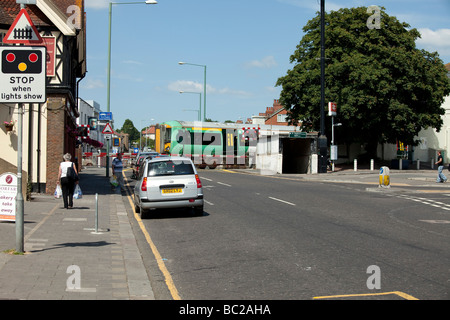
0,0,86,194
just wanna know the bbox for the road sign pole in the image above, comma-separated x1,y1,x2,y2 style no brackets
15,103,24,253
106,139,110,178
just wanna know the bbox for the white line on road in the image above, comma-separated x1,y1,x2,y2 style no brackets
201,177,213,181
204,200,214,206
268,197,296,206
217,182,232,187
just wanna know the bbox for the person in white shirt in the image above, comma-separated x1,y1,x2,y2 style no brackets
57,153,78,209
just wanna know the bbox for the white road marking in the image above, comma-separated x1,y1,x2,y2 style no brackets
217,182,232,187
268,197,296,206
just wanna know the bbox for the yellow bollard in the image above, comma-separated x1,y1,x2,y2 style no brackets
379,166,390,188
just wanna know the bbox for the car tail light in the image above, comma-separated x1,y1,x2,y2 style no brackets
141,177,147,191
195,174,202,188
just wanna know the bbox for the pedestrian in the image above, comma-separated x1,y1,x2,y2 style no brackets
57,153,79,209
435,151,447,183
112,153,125,191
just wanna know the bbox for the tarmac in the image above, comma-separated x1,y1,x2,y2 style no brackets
0,164,449,300
0,166,154,300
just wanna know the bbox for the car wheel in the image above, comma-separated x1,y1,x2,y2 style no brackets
134,196,140,213
140,209,149,219
193,206,204,216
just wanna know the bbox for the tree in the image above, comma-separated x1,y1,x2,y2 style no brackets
276,7,450,157
119,119,140,142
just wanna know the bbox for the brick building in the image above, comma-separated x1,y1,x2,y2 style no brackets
0,0,86,195
259,99,289,125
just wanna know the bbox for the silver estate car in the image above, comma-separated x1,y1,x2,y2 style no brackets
133,156,204,218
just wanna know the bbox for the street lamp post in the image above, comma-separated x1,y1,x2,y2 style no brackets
179,91,201,121
106,0,157,177
178,62,207,121
318,0,328,173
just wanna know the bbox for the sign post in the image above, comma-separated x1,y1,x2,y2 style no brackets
2,7,45,253
102,122,114,177
328,102,338,171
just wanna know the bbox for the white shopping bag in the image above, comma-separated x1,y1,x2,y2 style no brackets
54,184,62,199
73,184,82,199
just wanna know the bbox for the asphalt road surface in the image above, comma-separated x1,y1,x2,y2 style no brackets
124,169,450,300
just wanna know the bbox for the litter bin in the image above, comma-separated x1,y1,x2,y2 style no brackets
379,166,390,188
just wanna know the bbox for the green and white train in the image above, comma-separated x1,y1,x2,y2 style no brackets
155,120,258,168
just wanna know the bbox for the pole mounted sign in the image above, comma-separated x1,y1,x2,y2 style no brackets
0,46,47,103
3,9,43,44
0,9,46,103
328,102,337,116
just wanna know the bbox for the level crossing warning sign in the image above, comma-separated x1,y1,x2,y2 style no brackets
3,9,43,44
102,122,114,134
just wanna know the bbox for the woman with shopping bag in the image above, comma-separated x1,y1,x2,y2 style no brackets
57,153,79,209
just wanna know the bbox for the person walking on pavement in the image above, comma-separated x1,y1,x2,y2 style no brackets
435,151,447,183
57,153,79,209
112,153,125,191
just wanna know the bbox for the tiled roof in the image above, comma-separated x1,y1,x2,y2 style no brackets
445,63,450,72
0,0,82,27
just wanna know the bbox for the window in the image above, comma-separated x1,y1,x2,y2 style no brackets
147,160,194,176
277,114,287,123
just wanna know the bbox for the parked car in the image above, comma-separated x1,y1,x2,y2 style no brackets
131,151,159,179
133,156,204,218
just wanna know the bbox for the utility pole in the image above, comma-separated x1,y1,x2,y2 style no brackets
318,0,328,173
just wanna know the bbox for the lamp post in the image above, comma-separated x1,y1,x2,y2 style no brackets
183,109,200,121
179,91,201,121
178,62,207,121
106,0,157,177
318,0,328,173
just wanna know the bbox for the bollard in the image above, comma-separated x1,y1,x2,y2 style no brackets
95,193,98,233
354,159,357,171
399,159,402,170
417,160,420,170
370,159,374,171
379,166,390,188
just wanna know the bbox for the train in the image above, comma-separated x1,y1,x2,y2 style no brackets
155,120,259,168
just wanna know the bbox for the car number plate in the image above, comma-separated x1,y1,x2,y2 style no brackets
162,188,182,194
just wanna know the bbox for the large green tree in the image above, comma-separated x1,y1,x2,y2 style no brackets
276,7,450,156
119,119,140,142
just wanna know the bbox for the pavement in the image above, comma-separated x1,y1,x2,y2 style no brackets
0,164,448,300
0,166,154,300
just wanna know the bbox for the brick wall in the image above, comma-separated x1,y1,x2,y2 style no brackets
46,96,66,194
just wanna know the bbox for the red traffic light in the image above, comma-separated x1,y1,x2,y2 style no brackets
6,53,15,63
29,53,38,63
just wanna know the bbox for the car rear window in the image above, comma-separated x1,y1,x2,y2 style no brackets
147,160,195,176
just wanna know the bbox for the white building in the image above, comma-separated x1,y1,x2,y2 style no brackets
77,98,105,153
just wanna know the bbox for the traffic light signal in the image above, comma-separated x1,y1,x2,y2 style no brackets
2,49,42,74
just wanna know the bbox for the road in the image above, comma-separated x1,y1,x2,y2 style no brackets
123,169,450,300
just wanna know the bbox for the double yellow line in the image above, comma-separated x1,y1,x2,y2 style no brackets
123,170,181,300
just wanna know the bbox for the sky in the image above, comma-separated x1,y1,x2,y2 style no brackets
79,0,450,131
